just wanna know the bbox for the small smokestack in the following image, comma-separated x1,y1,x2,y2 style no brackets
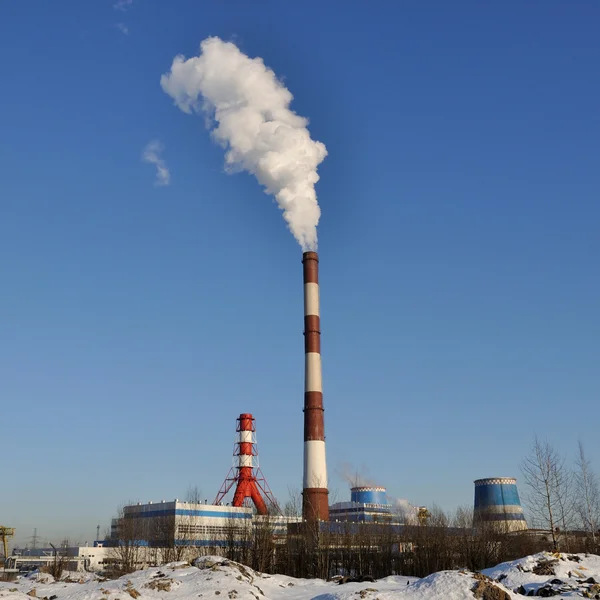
302,251,329,521
231,413,268,514
214,413,279,515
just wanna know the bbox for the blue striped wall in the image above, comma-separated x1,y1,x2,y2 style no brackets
350,489,389,506
481,513,526,522
125,508,251,520
474,483,521,508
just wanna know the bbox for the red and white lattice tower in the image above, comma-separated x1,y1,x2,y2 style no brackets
214,413,279,515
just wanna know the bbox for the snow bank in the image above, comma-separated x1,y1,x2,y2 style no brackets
1,553,599,600
483,551,600,597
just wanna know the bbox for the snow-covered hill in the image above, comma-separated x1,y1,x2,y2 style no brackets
1,553,599,600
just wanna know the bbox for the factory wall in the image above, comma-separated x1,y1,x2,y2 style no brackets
118,501,297,548
119,501,253,547
7,547,109,572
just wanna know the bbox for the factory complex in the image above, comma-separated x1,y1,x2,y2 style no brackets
114,485,405,546
105,481,527,551
99,251,527,557
3,252,530,576
5,474,529,575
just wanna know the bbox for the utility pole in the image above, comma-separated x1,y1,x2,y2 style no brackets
96,525,100,543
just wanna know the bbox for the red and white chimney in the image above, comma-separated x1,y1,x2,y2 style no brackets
214,413,279,515
302,251,329,521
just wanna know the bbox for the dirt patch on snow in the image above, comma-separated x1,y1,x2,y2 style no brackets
472,573,511,600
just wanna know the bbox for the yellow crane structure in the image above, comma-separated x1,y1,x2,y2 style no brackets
417,507,430,525
0,527,15,567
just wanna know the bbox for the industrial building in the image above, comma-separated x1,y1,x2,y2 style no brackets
115,486,399,550
115,500,253,547
330,487,396,523
114,500,295,548
6,546,109,572
109,412,293,552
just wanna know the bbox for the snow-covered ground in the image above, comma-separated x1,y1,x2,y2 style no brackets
482,552,600,597
1,553,599,600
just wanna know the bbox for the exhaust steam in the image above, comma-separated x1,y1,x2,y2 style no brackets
160,37,327,251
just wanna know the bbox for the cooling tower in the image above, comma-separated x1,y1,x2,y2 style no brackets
473,477,527,532
351,486,389,506
302,251,329,522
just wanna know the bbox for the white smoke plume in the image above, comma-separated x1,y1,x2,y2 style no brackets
337,462,379,488
142,140,170,186
113,0,133,11
391,497,418,523
160,37,327,251
337,462,418,522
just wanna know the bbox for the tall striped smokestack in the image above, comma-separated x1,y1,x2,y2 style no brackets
302,251,329,522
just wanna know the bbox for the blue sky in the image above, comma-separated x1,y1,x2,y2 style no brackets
1,0,599,546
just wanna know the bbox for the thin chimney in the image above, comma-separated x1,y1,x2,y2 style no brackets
302,251,329,521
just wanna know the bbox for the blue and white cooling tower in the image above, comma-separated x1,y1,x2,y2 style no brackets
350,486,389,507
473,477,528,532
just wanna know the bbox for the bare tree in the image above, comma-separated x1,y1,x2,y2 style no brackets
45,542,68,579
170,491,207,563
107,505,146,574
252,514,275,572
521,436,571,550
223,513,252,564
185,485,204,504
276,487,301,575
149,512,188,564
553,463,575,551
575,440,600,547
399,504,453,577
283,486,302,519
454,505,519,571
